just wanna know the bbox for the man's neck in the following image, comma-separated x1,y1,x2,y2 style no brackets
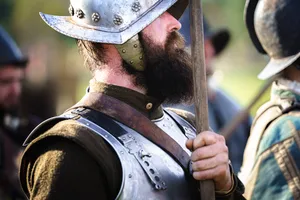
284,66,300,82
94,68,146,94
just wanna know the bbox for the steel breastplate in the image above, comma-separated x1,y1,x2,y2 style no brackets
74,111,195,200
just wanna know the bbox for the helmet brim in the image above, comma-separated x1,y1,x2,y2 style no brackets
0,58,28,68
40,13,125,44
258,52,300,80
168,0,188,20
39,0,188,44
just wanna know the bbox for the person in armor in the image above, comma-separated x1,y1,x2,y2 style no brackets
0,26,39,200
19,0,245,199
239,0,300,199
167,8,252,173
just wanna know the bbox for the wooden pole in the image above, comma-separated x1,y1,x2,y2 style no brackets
190,0,215,199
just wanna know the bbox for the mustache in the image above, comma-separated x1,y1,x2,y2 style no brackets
165,31,186,51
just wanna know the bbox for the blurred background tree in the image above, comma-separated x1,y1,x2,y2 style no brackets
0,0,270,117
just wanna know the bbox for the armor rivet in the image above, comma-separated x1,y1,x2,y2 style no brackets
113,15,123,25
68,5,74,16
130,61,134,64
155,185,161,190
139,56,143,60
122,136,126,140
129,174,133,178
133,44,138,48
162,182,166,186
86,123,90,126
76,9,85,19
92,12,101,22
128,134,132,138
146,103,153,110
122,49,126,53
132,2,142,12
105,135,108,138
150,168,155,174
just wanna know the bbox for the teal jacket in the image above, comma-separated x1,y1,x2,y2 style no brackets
240,79,300,200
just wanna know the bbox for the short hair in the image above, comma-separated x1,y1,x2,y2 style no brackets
76,39,107,73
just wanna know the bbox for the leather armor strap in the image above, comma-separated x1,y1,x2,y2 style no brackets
68,92,191,172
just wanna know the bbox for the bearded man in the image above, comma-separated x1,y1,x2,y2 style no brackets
19,0,245,199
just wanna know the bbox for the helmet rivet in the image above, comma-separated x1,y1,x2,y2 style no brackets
122,49,126,53
92,12,101,22
68,5,74,16
76,9,85,19
133,44,138,48
132,2,142,12
113,15,123,25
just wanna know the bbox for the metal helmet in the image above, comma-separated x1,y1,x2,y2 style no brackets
245,0,300,80
0,26,28,67
40,0,187,44
40,0,187,71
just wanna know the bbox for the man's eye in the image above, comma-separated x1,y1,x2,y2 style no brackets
0,78,24,85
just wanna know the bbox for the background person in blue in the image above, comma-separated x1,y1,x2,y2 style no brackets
168,7,252,173
239,0,300,199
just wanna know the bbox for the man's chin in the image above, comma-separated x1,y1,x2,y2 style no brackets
140,31,193,102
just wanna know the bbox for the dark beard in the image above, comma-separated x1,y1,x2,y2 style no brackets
123,32,193,104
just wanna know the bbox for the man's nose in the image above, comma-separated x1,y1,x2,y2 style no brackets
9,81,21,97
166,12,182,32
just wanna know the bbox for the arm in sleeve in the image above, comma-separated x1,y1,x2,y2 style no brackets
216,172,246,200
24,139,113,200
